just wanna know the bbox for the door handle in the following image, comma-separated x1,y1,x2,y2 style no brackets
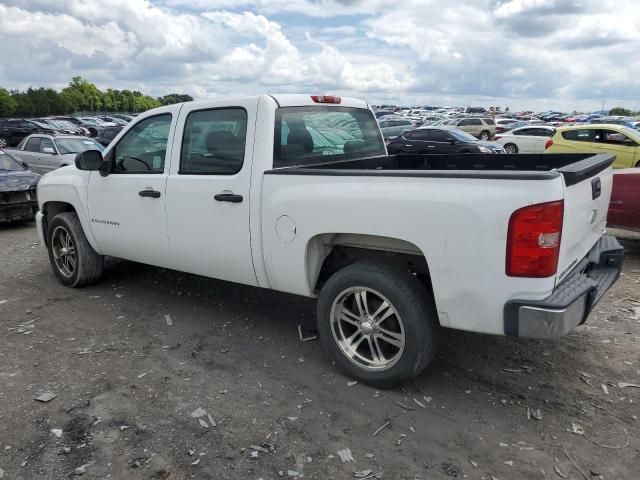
138,189,161,198
427,145,436,148
214,193,243,203
404,144,412,147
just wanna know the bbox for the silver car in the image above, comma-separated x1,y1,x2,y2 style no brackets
378,118,416,140
9,135,104,174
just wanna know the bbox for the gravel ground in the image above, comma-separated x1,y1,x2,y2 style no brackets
0,223,638,480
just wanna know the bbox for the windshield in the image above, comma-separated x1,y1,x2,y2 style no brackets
0,151,25,171
54,138,105,154
274,106,386,167
29,120,50,129
449,129,479,142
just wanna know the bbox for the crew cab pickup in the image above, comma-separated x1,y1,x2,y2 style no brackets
35,95,623,387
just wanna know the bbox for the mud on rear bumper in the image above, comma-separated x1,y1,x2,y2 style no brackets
504,235,623,338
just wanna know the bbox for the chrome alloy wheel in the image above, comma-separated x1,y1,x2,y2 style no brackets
504,143,518,154
330,287,405,371
51,226,76,277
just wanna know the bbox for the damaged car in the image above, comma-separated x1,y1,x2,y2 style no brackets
0,150,40,223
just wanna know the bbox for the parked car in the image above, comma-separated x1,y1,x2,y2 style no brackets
0,149,40,222
37,118,86,136
388,127,505,154
36,94,622,387
10,135,104,174
494,126,556,154
544,124,640,168
495,118,519,128
96,115,129,126
52,117,104,137
465,106,486,114
495,120,531,134
441,117,496,140
109,114,134,122
0,119,57,148
95,126,124,147
608,169,640,232
378,118,415,140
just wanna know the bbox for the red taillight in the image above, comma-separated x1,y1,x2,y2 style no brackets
506,200,563,277
311,95,341,104
544,138,554,150
494,135,502,140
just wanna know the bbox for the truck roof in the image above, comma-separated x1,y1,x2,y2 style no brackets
271,94,368,109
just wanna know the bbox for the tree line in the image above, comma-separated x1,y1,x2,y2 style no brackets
0,77,193,118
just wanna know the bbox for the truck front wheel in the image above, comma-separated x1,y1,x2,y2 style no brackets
317,261,439,388
47,212,103,287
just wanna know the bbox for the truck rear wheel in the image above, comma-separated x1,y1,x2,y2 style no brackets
317,261,439,388
47,212,103,287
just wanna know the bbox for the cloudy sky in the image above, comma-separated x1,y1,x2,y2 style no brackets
0,0,639,111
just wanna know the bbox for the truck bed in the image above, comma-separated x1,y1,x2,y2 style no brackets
266,153,614,186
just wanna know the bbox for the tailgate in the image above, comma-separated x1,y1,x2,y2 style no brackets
556,154,615,282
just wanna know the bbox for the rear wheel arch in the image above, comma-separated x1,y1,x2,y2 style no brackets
306,233,437,308
316,259,440,387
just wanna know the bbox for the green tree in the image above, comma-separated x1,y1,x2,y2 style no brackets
0,88,17,117
0,77,193,116
609,107,632,116
158,93,193,105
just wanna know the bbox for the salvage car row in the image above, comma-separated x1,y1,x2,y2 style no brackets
0,114,132,148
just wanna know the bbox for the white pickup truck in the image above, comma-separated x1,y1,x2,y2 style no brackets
35,94,623,387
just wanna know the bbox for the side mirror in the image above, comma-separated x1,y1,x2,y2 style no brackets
75,149,103,171
42,147,55,154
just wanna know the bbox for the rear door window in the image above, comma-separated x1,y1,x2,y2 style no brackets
427,130,451,142
561,129,598,142
274,107,385,167
406,130,430,140
180,108,247,175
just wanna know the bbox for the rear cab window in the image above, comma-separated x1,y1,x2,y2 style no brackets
274,107,385,167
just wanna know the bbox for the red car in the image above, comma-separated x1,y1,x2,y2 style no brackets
608,169,640,232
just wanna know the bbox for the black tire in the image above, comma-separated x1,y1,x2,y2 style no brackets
0,137,8,149
479,130,491,141
317,261,439,388
47,212,103,287
504,143,518,154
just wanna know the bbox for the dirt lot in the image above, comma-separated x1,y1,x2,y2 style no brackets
0,223,638,480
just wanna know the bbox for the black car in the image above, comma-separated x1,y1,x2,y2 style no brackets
95,125,123,146
0,119,57,148
0,150,41,222
386,127,506,155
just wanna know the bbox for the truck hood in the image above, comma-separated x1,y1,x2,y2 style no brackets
0,170,41,192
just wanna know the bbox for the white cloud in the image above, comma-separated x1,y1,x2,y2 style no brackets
0,0,639,110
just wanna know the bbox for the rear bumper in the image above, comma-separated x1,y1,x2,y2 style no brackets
504,235,623,338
